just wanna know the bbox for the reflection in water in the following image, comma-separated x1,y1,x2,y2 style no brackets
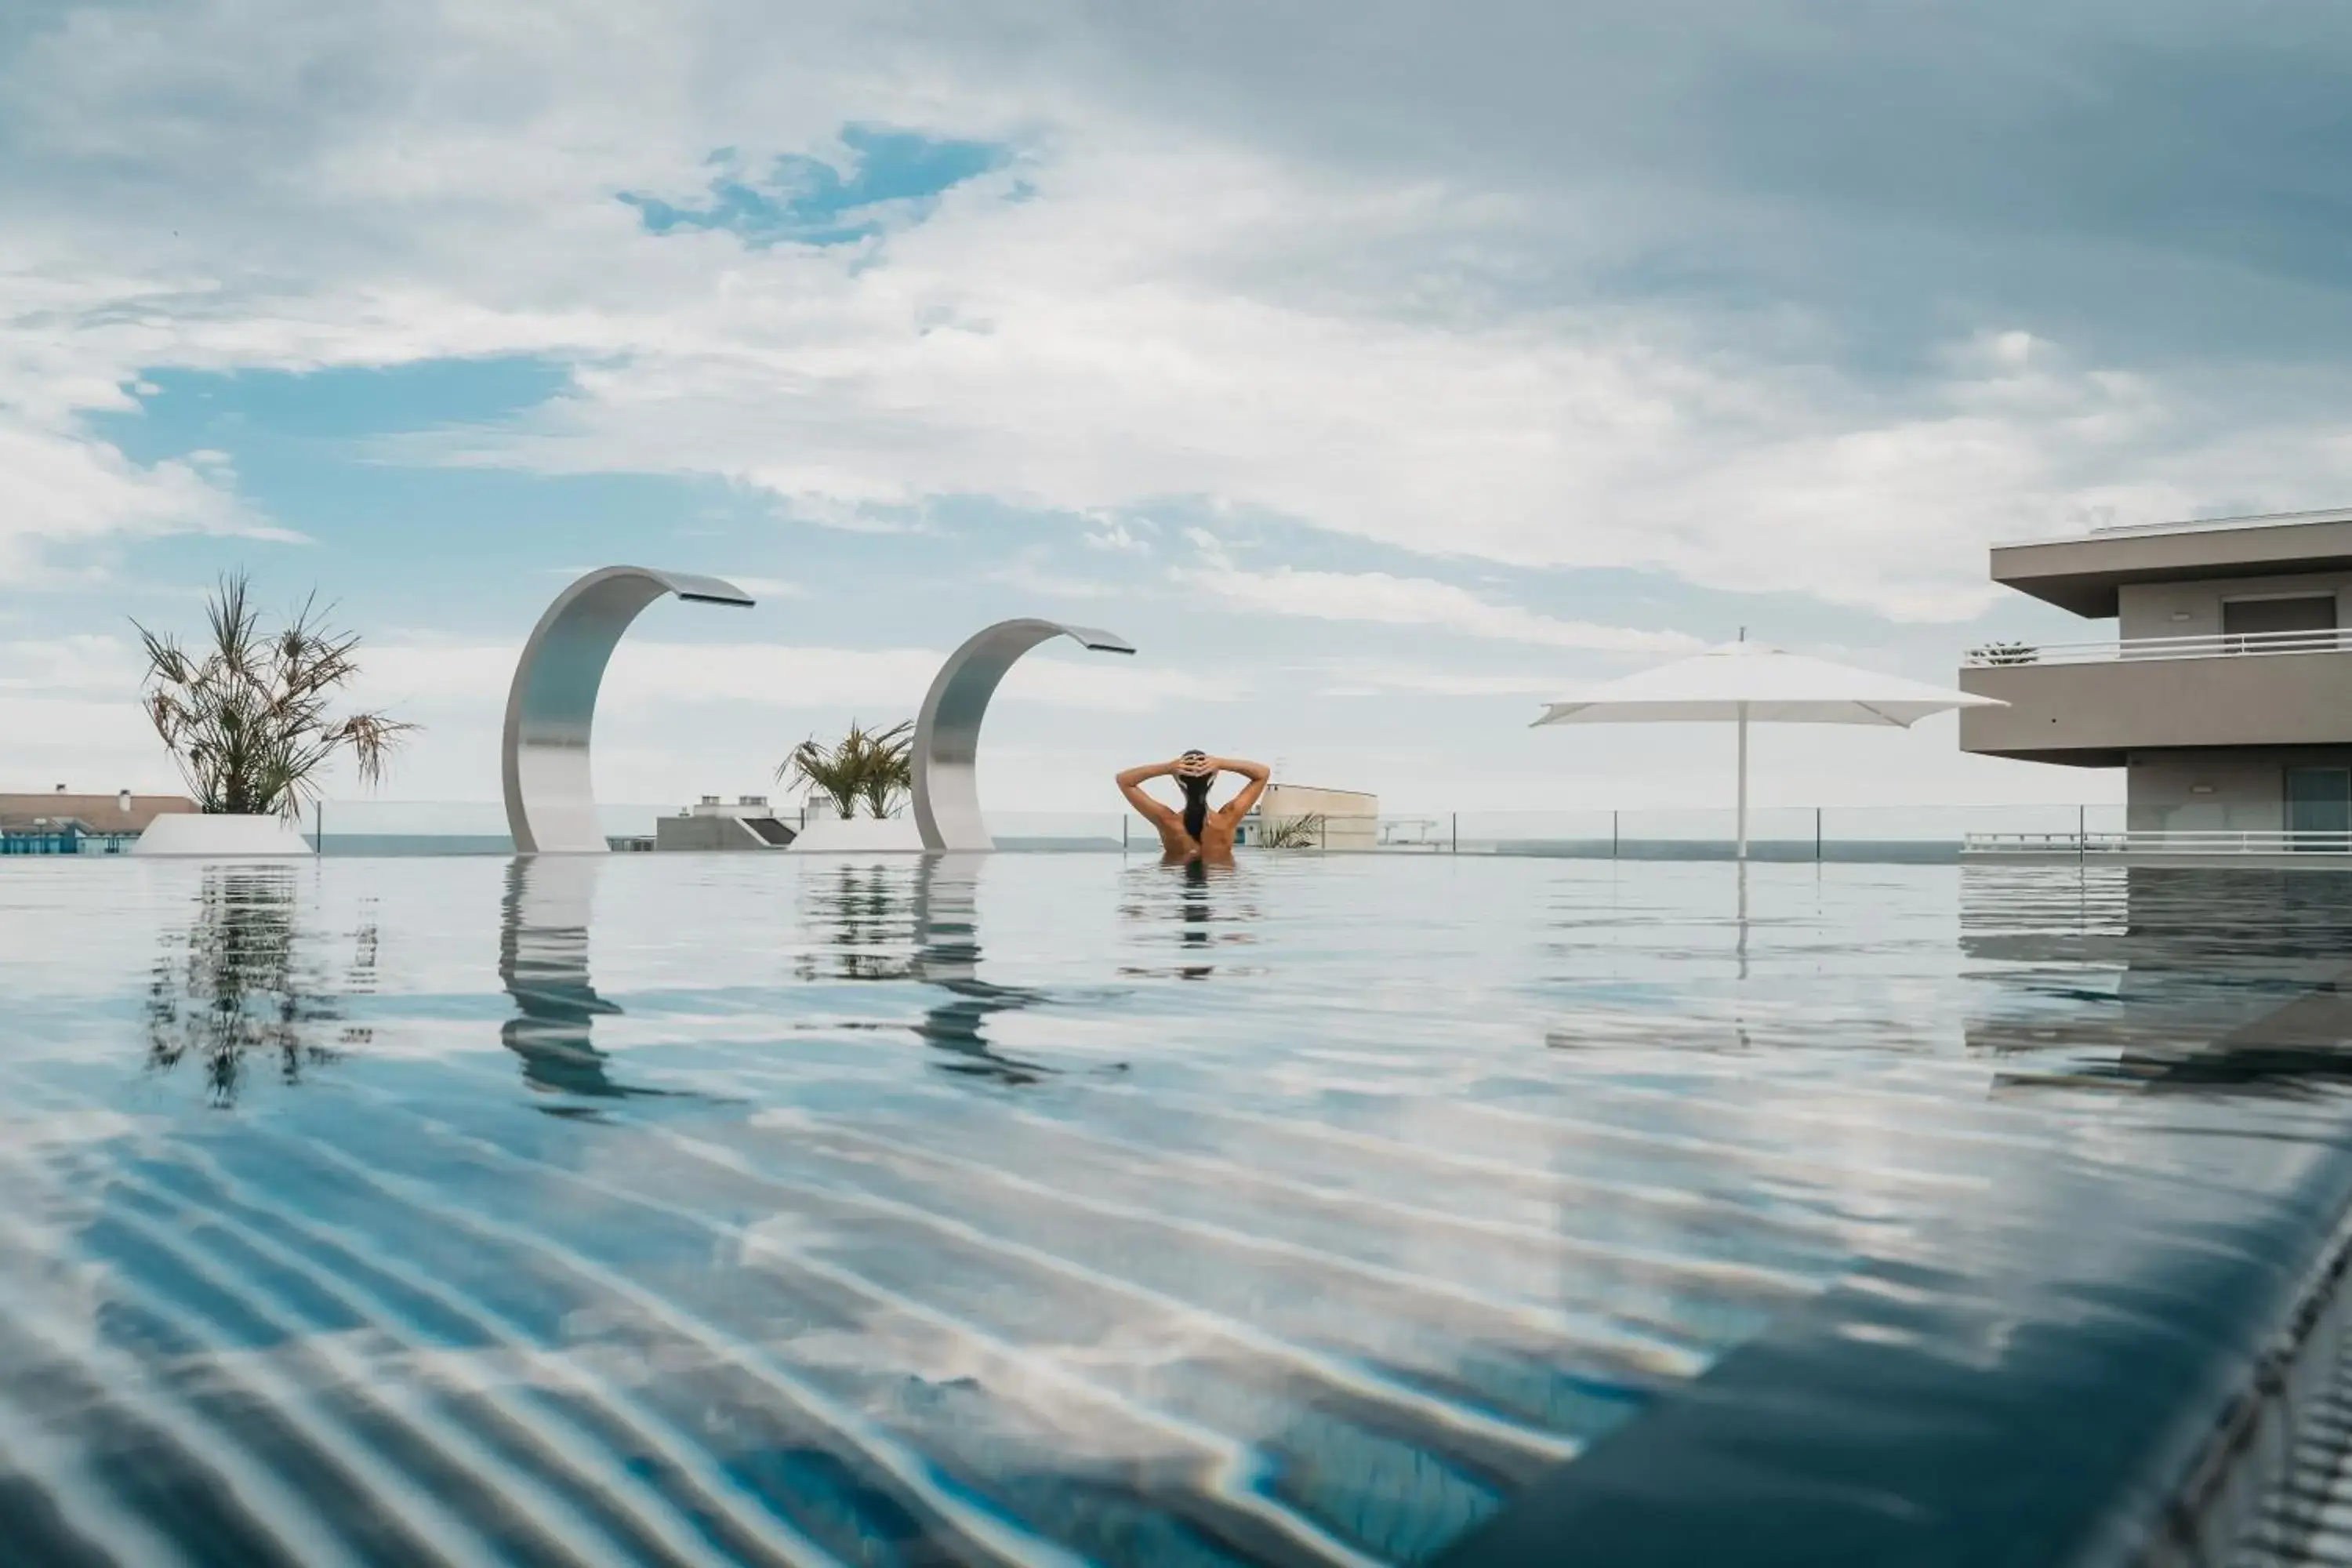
34,857,2352,1565
499,856,671,1108
793,857,1057,1083
1967,866,2352,1094
796,862,919,983
1179,858,1215,980
144,866,365,1106
909,855,1054,1084
1736,860,1749,981
1119,858,1254,982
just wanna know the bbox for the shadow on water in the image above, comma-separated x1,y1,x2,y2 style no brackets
144,865,370,1107
1965,865,2352,1096
499,856,678,1112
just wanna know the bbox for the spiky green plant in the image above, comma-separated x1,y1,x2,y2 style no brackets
779,719,914,818
1258,812,1328,849
134,573,416,821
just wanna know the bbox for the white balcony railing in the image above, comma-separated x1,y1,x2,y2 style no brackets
1962,626,2352,668
1966,830,2352,857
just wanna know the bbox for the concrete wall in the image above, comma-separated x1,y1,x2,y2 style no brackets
2117,571,2352,641
1249,784,1380,850
2127,751,2289,831
1259,785,1376,817
1960,649,2352,760
2126,747,2352,831
655,814,772,851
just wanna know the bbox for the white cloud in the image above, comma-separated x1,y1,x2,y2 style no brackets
8,0,2352,633
1080,517,1149,553
1176,561,1702,653
361,639,1214,718
1294,660,1572,698
0,688,178,795
0,419,281,576
0,633,147,695
982,560,1123,601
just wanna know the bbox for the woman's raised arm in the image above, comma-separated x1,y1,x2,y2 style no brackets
1116,759,1185,832
1207,757,1272,827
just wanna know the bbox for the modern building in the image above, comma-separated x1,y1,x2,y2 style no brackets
1959,507,2352,836
653,794,797,851
1236,784,1381,849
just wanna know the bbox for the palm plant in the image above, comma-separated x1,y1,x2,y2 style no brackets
134,573,417,820
779,719,914,818
1258,812,1328,849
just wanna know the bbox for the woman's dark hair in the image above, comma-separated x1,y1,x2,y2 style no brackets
1178,770,1212,841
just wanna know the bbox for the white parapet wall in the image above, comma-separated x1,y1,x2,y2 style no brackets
786,816,925,854
133,814,317,857
1246,784,1381,849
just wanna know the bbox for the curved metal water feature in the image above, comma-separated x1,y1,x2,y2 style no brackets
911,619,1135,851
502,566,755,854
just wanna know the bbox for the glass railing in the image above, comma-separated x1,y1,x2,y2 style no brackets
1963,626,2352,667
1399,805,2128,862
301,799,676,856
220,801,2144,861
1967,829,2352,857
33,800,2227,861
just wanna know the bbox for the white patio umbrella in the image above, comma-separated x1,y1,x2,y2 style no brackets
1532,639,2006,860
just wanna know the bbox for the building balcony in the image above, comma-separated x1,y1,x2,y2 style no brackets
1957,628,2352,764
1962,626,2352,668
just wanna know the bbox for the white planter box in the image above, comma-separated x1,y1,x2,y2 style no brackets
133,814,316,858
786,816,924,854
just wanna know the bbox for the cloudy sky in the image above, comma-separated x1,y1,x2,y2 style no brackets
6,1,2349,819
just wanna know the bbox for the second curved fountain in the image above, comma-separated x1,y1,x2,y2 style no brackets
910,619,1135,851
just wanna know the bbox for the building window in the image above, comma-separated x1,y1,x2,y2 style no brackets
2285,767,2352,848
2223,594,2336,652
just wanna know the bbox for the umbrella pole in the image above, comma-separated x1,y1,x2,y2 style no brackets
1736,702,1748,862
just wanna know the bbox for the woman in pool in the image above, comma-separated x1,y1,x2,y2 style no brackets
1116,752,1271,866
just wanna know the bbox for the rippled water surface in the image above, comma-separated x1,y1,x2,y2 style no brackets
5,853,2352,1566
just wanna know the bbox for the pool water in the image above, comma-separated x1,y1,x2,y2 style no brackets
3,853,2351,1566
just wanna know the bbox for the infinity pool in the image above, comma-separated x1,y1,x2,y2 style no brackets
4,854,2352,1566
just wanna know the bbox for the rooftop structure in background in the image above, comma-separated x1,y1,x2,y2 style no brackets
1984,506,2352,616
654,794,797,851
1237,784,1379,849
1962,508,2352,844
0,789,197,837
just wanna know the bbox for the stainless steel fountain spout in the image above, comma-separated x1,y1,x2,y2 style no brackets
502,567,754,855
912,619,1135,851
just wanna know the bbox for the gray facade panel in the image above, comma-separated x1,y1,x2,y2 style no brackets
1959,651,2352,758
2125,747,2352,831
2116,572,2352,641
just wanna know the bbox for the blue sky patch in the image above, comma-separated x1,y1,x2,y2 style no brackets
96,356,574,454
620,125,1008,248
